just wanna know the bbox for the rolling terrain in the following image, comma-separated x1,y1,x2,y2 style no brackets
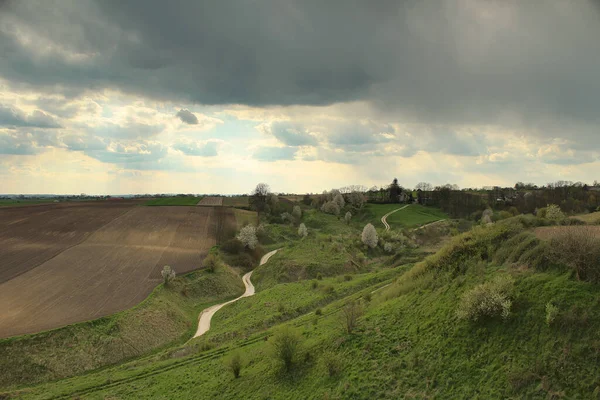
0,203,235,338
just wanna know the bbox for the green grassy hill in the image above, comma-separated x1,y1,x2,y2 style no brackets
356,204,448,230
3,207,600,399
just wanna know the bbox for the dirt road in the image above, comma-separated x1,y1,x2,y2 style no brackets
380,205,409,231
193,249,279,338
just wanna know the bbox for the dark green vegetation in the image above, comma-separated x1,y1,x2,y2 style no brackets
3,202,600,399
143,196,202,206
0,266,243,389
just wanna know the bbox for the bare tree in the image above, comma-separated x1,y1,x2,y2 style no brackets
341,300,363,334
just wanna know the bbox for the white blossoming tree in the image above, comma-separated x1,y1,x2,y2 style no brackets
161,265,176,286
237,225,258,249
361,223,378,248
298,223,308,238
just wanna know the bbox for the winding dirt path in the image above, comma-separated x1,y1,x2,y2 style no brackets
380,205,409,231
413,219,447,231
192,248,280,338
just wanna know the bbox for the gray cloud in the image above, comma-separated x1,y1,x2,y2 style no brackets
253,146,297,162
0,131,39,155
0,105,61,128
269,121,317,146
173,140,218,157
176,109,198,125
1,0,599,145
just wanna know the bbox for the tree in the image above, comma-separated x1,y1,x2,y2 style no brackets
415,182,433,191
249,183,270,217
481,208,493,224
344,211,352,224
545,204,565,221
161,265,176,286
298,223,308,237
281,212,294,224
321,201,340,215
237,225,258,249
271,327,301,372
292,205,302,220
302,194,312,205
389,178,401,202
341,300,363,334
347,191,365,209
203,252,219,272
333,193,345,209
361,223,378,248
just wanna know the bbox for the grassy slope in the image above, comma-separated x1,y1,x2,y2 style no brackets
233,208,258,229
0,266,243,390
7,213,600,399
573,211,600,224
357,204,448,230
143,196,203,206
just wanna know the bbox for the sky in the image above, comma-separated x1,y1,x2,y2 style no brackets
0,0,599,195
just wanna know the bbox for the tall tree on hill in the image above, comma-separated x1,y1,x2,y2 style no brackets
388,178,402,203
250,183,270,219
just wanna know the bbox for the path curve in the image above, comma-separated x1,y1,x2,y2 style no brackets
380,205,409,231
413,219,447,231
193,249,280,338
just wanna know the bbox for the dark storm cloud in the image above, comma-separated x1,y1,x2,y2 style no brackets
269,122,317,147
1,0,600,141
0,105,61,128
176,109,198,125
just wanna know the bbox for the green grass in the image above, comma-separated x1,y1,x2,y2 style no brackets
357,204,448,230
223,196,250,208
143,196,202,206
233,208,257,229
7,212,600,399
0,266,243,390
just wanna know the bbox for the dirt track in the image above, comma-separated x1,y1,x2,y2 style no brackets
0,204,235,338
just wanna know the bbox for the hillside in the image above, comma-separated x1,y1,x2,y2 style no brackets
2,206,600,399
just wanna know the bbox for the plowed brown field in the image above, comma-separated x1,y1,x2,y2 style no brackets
0,204,235,338
197,196,223,206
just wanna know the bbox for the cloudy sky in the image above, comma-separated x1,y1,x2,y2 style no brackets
1,0,599,194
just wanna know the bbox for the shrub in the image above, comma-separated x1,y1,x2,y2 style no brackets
237,225,258,249
546,302,559,326
384,242,394,253
315,308,323,316
270,327,301,372
292,205,302,220
545,204,565,221
298,223,308,238
321,201,341,216
549,226,600,282
481,208,493,224
344,211,352,224
316,272,323,280
311,280,318,289
322,351,343,377
220,238,244,254
161,265,176,286
225,352,243,378
456,275,514,322
281,212,295,224
361,223,378,248
341,300,363,334
203,253,219,272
